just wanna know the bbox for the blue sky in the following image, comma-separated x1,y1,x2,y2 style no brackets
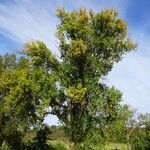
1,0,150,125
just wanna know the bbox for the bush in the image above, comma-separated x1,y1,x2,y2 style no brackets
77,130,104,150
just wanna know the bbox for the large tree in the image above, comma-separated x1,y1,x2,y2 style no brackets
52,8,136,144
0,8,136,148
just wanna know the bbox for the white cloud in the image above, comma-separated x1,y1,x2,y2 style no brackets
106,23,150,113
107,52,150,113
0,0,59,54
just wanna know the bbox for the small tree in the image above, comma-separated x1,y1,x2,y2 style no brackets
130,113,150,150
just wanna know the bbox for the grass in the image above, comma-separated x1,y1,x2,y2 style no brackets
103,143,128,150
47,140,128,150
47,140,70,150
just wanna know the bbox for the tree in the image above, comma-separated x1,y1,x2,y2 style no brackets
52,7,136,144
129,113,150,150
0,8,136,148
0,49,58,148
0,53,18,148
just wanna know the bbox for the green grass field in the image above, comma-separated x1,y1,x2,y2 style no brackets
103,143,128,150
48,140,128,150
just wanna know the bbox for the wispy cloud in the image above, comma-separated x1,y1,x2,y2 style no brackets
106,17,150,113
107,52,150,113
0,0,59,54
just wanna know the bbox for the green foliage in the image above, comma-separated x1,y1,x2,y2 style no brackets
54,7,136,144
0,141,10,150
78,129,104,150
0,46,58,148
0,7,136,149
23,41,59,69
126,114,150,150
48,140,69,150
104,143,128,150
